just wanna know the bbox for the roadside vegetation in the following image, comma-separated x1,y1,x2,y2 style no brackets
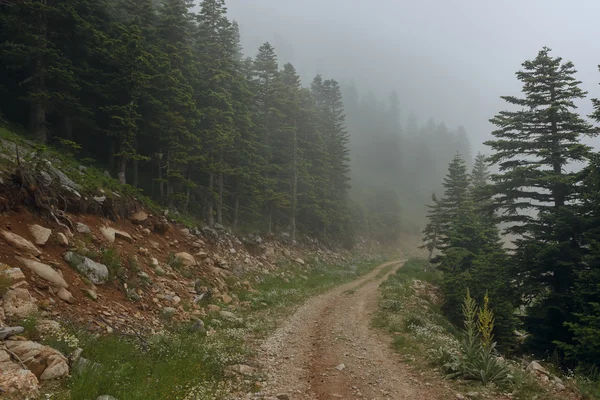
39,257,382,399
375,259,586,400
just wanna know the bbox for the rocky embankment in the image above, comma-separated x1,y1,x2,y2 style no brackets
0,206,353,397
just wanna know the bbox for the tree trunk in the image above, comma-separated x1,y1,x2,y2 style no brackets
133,137,139,187
30,2,47,143
118,156,127,185
158,158,164,199
233,194,239,228
291,127,298,242
217,151,224,224
108,140,116,171
266,205,272,235
64,116,73,141
207,172,215,227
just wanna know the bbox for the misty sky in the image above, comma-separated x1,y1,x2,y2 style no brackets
221,0,600,153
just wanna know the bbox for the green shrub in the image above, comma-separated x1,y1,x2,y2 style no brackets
443,291,511,386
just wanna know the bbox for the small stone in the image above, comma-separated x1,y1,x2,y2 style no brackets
455,394,466,400
555,383,566,391
83,288,98,300
196,251,208,259
96,396,118,400
0,264,26,285
161,307,176,321
28,224,52,246
175,252,196,268
2,288,37,318
189,319,205,333
57,233,69,247
526,361,548,375
222,294,233,304
17,257,69,288
142,228,151,236
1,231,41,256
57,288,76,304
295,258,305,266
219,310,238,321
131,210,148,224
335,363,346,371
276,394,290,400
207,304,221,313
0,326,25,340
76,222,91,234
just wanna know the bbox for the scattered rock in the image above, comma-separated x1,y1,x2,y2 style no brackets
93,195,106,204
0,349,39,397
142,228,151,236
36,320,61,336
154,218,171,234
555,382,566,391
0,326,24,339
131,210,148,224
64,252,109,285
222,294,233,304
189,319,206,333
76,222,91,234
276,394,290,400
28,224,52,246
1,230,41,257
5,340,69,380
57,288,76,304
295,258,305,266
219,310,238,322
175,252,196,268
2,288,37,318
229,364,255,376
17,257,69,288
72,356,103,375
265,246,275,259
57,233,69,247
83,288,98,301
455,394,466,400
96,396,118,400
207,304,221,313
100,226,133,244
335,363,346,371
161,307,176,321
0,264,26,285
526,360,548,375
196,251,209,259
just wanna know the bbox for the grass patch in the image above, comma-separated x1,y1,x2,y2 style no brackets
50,256,383,399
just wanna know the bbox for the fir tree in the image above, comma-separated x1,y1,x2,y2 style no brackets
485,47,597,354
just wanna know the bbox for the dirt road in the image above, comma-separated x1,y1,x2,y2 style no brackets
250,261,455,400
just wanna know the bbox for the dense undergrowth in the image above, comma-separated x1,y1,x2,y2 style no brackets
375,259,581,400
37,257,383,400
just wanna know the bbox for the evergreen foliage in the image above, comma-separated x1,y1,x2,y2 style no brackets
486,47,597,355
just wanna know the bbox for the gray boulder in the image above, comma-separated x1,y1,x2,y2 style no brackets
64,252,109,284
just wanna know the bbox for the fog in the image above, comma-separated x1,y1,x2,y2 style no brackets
223,0,600,153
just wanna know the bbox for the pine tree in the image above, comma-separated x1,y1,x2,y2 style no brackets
559,154,600,369
421,192,442,261
0,0,82,142
485,47,596,354
195,0,236,224
252,42,285,233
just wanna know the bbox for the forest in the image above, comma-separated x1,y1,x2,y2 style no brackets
3,0,598,385
0,0,470,247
